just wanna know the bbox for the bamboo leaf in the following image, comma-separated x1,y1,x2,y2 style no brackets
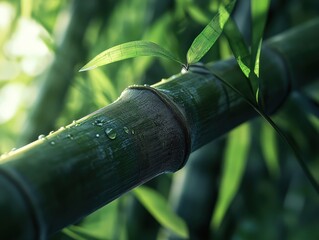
80,41,183,72
187,4,210,25
224,18,251,78
62,225,107,240
79,201,118,239
261,121,280,178
88,68,118,102
186,0,236,64
257,112,319,194
133,186,189,238
209,69,319,194
223,17,255,101
250,0,270,84
212,123,250,228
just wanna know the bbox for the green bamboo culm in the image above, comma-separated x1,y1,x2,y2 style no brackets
0,19,318,239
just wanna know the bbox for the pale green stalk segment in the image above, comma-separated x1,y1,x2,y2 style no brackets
261,122,280,178
186,0,236,64
21,0,33,18
133,186,189,239
80,41,183,72
211,123,250,229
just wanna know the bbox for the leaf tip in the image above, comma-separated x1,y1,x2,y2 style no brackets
79,64,97,72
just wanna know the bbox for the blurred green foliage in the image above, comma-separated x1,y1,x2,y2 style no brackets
0,0,318,239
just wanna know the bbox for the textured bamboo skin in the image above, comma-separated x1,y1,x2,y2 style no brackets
0,88,190,239
154,46,289,150
0,19,318,239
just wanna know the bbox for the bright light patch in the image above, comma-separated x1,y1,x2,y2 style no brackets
0,2,15,28
4,17,53,76
0,60,20,81
0,84,26,123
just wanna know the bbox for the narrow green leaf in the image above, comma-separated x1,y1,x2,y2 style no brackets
209,69,319,194
250,0,270,87
186,0,236,64
88,68,118,102
187,4,210,25
309,114,319,130
258,111,319,194
62,225,106,240
224,18,251,78
79,201,118,239
223,17,255,101
212,123,250,228
80,41,183,72
133,186,189,238
261,122,280,178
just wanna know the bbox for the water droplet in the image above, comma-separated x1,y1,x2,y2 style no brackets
72,120,76,124
94,119,104,126
38,134,46,140
143,84,150,87
67,134,74,140
131,129,135,135
123,127,129,134
50,141,55,145
105,128,117,140
49,131,54,135
96,133,100,138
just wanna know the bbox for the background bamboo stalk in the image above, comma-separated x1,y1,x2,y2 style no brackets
167,140,225,240
20,0,113,145
0,19,318,239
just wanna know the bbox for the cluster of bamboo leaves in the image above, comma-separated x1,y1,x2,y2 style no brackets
0,0,318,239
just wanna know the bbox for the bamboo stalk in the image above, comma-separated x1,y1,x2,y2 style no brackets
167,140,225,239
0,19,318,239
20,0,113,145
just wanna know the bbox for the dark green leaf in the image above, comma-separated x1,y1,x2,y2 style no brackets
186,0,236,64
133,186,189,238
80,41,183,72
210,69,319,194
224,18,250,78
250,0,270,87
